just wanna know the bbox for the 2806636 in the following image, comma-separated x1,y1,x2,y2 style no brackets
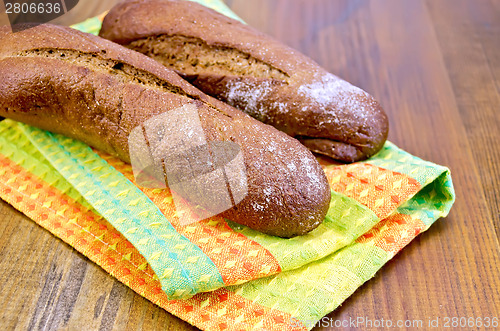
443,316,498,328
1,0,79,32
5,2,61,14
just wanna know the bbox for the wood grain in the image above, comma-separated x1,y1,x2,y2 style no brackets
1,0,499,330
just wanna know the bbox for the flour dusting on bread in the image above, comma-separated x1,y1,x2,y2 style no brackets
298,74,371,119
226,80,275,121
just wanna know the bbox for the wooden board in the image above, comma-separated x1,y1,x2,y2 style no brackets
1,0,499,330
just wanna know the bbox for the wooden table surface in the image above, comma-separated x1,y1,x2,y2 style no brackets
1,0,499,330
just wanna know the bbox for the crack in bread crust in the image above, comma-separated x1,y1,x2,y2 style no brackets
16,48,233,118
127,35,289,81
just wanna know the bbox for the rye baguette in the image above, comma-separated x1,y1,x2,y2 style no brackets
0,24,331,238
100,0,389,162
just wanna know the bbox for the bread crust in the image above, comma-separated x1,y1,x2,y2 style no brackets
100,0,389,162
0,24,331,238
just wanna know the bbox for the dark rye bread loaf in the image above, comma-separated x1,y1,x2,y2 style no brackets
99,0,389,163
0,24,331,238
